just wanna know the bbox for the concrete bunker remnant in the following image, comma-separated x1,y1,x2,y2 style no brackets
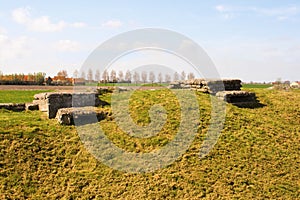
56,106,111,125
168,79,260,107
33,92,108,119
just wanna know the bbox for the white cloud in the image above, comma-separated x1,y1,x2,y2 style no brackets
102,20,122,28
0,27,7,34
12,7,66,32
257,6,299,20
12,7,30,24
12,7,87,32
215,5,226,12
0,33,31,62
55,40,80,52
258,6,298,16
30,16,66,32
214,5,238,19
215,4,300,21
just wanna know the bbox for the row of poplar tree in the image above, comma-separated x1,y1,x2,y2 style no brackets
73,69,195,83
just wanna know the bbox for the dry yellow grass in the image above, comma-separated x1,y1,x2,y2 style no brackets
0,88,299,199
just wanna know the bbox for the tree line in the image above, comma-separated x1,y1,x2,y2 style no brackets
0,71,45,85
0,69,196,85
73,69,196,83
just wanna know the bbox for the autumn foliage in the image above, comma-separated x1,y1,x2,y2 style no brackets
0,72,46,85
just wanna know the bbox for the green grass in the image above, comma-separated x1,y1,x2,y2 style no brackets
99,89,182,153
0,88,299,199
140,83,169,87
0,90,53,103
96,83,169,87
242,83,272,89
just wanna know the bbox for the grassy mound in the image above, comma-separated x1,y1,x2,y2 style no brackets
0,88,299,199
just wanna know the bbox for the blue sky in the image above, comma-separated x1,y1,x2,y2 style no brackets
0,0,299,82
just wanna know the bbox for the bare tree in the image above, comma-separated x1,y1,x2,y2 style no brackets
158,72,163,84
141,71,147,84
165,74,171,83
73,69,79,78
181,71,186,81
173,72,179,82
80,71,86,80
110,70,117,83
187,72,195,80
102,69,108,83
57,70,68,77
95,69,100,81
125,70,131,84
118,70,124,82
87,68,93,82
133,71,140,85
149,71,155,85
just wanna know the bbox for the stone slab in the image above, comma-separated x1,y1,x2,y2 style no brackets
56,107,110,125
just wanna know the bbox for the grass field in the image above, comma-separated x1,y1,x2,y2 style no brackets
0,88,299,199
95,82,272,89
0,90,53,103
242,84,272,89
92,82,272,89
94,83,169,87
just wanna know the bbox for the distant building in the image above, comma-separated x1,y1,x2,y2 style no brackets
290,81,300,88
46,75,73,85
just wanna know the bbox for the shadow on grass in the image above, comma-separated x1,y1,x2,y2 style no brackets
233,102,267,109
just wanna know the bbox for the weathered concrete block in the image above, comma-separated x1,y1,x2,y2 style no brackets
96,87,114,95
168,81,183,89
25,103,39,111
0,103,25,111
115,87,131,92
216,91,258,107
56,107,110,125
34,92,109,119
206,79,240,93
169,79,242,93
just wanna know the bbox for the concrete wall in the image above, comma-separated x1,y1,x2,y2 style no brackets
33,92,106,118
169,79,241,93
